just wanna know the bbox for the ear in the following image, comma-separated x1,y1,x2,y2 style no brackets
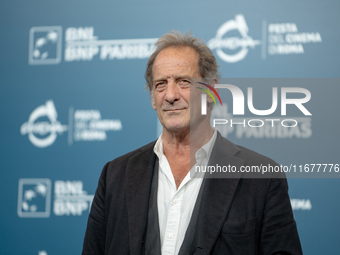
150,90,157,110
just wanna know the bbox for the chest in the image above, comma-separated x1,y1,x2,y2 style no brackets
167,157,190,188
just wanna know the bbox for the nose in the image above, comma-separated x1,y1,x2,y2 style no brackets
164,80,180,104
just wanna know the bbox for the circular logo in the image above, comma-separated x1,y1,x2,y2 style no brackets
208,15,261,63
20,100,67,148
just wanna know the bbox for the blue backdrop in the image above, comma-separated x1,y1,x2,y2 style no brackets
1,0,340,254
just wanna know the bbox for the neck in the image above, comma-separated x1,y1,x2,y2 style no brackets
162,128,190,157
161,120,214,160
161,119,214,189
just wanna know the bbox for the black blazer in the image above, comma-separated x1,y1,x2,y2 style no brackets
82,132,302,255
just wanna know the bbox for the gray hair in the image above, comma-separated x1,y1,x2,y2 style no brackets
145,30,220,91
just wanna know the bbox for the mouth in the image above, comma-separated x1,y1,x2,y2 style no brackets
164,108,186,112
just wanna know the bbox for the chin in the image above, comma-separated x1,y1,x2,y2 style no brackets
163,121,189,133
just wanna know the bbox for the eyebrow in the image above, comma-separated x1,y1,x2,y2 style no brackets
153,75,192,84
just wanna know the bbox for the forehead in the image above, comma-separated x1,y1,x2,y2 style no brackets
152,47,199,78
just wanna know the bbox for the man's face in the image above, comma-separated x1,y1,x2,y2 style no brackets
151,46,204,134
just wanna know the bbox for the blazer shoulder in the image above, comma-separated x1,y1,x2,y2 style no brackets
235,144,278,166
234,141,284,179
216,131,278,166
105,140,156,173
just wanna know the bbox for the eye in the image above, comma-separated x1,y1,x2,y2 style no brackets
155,82,166,91
178,79,190,88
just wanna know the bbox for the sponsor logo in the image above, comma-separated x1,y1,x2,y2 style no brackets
18,179,93,217
71,109,122,143
17,179,52,218
29,26,157,65
290,198,312,211
208,14,261,63
29,20,323,65
20,100,67,148
21,100,122,148
29,26,62,65
208,15,323,62
267,23,322,56
53,180,93,216
65,26,157,61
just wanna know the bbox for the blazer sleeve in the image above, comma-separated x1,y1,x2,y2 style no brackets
82,162,109,255
259,177,303,255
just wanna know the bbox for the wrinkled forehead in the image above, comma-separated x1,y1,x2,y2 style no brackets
152,47,200,78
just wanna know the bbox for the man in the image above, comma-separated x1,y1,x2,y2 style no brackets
82,31,302,255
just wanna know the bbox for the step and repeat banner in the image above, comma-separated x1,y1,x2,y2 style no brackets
1,0,339,254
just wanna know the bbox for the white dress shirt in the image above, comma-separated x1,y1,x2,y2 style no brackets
153,130,217,255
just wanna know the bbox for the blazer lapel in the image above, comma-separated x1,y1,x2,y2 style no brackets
195,133,244,255
125,143,156,255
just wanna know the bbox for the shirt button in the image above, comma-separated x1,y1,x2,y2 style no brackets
168,233,174,239
173,199,178,204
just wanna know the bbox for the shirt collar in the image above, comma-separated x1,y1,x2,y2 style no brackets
196,129,217,163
